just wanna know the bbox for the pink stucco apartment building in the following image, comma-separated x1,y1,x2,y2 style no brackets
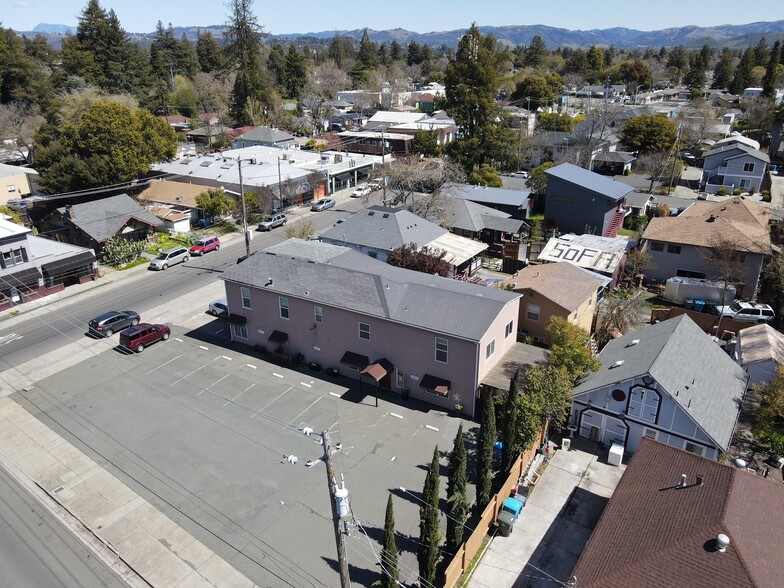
219,239,522,418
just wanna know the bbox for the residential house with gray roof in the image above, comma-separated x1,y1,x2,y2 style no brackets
39,194,162,255
545,163,635,238
445,198,528,243
448,184,532,218
232,125,296,149
1,215,96,311
700,142,769,194
319,206,488,276
219,239,521,417
570,314,748,459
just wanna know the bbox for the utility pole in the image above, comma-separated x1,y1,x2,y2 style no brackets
236,157,251,257
381,126,387,204
322,430,350,588
277,156,284,209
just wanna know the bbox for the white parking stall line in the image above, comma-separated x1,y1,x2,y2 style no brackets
246,364,257,369
221,355,232,361
288,397,322,424
329,392,342,398
198,345,208,350
272,373,284,379
425,425,439,432
252,386,293,417
174,337,183,342
390,413,404,420
198,373,231,395
145,351,188,375
224,383,255,406
299,382,312,388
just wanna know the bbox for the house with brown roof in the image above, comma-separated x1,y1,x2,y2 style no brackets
641,197,772,297
571,437,784,588
499,262,604,342
138,179,209,227
737,323,784,386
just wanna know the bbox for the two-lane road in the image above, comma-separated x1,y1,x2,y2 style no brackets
0,463,130,588
0,202,360,367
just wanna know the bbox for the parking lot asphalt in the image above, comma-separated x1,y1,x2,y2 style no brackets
1,275,472,587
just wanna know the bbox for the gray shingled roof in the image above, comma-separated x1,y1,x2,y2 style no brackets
320,206,447,251
574,314,747,451
446,198,526,234
56,194,162,243
703,142,770,163
448,184,531,208
546,162,635,201
221,239,520,341
238,125,295,143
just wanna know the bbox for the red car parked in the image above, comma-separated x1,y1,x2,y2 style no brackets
189,236,221,256
119,323,171,353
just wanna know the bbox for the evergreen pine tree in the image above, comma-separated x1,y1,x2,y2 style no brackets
762,41,782,98
446,425,469,552
501,369,521,472
380,493,399,588
476,396,496,510
418,445,441,587
729,47,755,95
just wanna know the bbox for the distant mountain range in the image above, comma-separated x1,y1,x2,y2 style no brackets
18,20,784,50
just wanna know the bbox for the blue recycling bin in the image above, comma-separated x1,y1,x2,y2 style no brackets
503,497,524,520
694,299,706,313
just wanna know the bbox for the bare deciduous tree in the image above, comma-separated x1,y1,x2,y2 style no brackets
0,102,44,162
595,289,649,345
383,157,465,218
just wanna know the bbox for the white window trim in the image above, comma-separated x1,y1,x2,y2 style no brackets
240,286,251,310
314,306,323,323
232,323,248,340
279,296,289,320
486,339,495,359
435,337,448,364
358,322,370,341
643,427,657,440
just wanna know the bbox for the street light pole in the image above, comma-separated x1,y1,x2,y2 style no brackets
236,157,250,257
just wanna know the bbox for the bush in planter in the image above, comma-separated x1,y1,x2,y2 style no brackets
717,187,729,196
733,188,742,196
762,190,771,202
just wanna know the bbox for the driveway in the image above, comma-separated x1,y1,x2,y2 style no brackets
469,437,625,588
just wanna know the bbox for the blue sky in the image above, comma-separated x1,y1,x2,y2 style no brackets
3,0,783,35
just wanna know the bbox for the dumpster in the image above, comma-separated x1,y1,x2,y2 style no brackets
497,510,516,537
503,497,524,520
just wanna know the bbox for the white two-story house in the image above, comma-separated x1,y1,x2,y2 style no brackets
700,140,769,194
570,315,748,460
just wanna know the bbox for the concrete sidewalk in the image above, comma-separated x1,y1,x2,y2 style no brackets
469,438,626,588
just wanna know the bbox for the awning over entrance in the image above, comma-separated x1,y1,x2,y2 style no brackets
1,266,42,287
268,330,288,344
360,358,394,382
341,351,369,370
41,251,95,277
420,374,451,396
225,313,247,325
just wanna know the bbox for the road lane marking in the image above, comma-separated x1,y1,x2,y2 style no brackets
0,333,23,346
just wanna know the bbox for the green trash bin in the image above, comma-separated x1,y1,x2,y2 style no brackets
497,510,515,537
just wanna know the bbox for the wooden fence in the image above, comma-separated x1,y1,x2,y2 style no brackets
650,307,749,338
443,440,541,588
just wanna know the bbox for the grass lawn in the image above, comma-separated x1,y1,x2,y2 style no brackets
617,228,636,237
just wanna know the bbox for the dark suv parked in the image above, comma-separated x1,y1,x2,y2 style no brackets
119,323,171,352
88,310,140,337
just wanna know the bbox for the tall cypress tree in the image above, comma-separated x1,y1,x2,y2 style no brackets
446,425,469,552
380,493,399,588
418,445,441,587
476,396,496,510
501,369,521,473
